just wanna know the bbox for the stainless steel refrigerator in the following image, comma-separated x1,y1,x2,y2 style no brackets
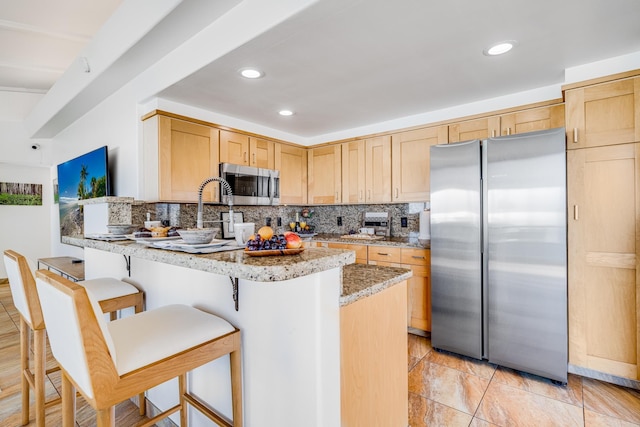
430,127,567,383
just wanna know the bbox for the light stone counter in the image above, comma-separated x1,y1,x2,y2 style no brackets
73,237,354,282
313,232,430,249
341,263,412,306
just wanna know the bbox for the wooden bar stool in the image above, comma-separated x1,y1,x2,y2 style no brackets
3,250,145,427
35,269,243,427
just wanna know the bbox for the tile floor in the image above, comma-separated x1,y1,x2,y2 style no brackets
2,280,640,426
408,334,640,426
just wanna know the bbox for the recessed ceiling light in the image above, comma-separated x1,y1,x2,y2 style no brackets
239,68,263,79
484,41,517,56
279,110,294,116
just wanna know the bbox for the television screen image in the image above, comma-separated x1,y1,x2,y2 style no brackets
57,146,110,238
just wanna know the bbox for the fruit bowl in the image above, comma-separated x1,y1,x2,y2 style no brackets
177,228,218,244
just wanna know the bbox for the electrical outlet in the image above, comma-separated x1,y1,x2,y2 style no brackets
277,217,282,227
401,217,408,227
337,216,342,226
265,217,272,227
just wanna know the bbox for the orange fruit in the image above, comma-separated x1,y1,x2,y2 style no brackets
257,226,274,240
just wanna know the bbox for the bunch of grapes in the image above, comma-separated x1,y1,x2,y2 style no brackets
245,233,288,251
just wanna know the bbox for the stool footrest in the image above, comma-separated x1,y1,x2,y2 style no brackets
183,392,233,427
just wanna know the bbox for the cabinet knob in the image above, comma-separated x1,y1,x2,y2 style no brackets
395,188,399,198
573,205,579,220
573,128,578,143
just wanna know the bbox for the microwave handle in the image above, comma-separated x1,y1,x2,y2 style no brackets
269,173,275,205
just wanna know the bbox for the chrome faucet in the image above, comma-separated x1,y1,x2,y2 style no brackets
197,177,234,232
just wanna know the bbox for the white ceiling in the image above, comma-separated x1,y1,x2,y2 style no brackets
3,0,640,140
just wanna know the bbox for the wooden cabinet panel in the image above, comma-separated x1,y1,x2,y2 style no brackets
391,126,447,202
566,76,640,149
341,282,408,426
401,248,431,332
151,115,219,202
249,137,275,168
219,130,250,165
568,143,640,379
365,136,392,203
500,104,565,136
275,144,307,204
341,140,366,204
449,116,500,142
326,242,367,264
308,145,341,204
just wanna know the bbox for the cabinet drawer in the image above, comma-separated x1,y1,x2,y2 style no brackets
401,248,430,266
368,246,401,263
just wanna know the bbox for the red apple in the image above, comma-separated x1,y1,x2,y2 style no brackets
284,232,302,249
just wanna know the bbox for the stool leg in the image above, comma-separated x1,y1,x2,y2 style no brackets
179,373,188,426
96,406,115,427
19,317,30,426
230,348,243,427
34,328,46,427
135,294,146,416
61,373,75,427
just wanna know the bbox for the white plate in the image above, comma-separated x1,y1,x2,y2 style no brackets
85,233,129,241
125,234,181,242
162,239,233,249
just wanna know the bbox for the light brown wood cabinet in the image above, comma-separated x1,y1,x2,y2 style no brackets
249,137,275,168
142,114,220,202
449,115,500,142
567,142,640,380
401,248,431,332
391,126,447,202
500,104,565,136
220,131,275,168
367,245,431,332
566,76,640,150
341,281,408,426
275,144,307,204
341,140,366,204
307,145,341,204
365,136,392,203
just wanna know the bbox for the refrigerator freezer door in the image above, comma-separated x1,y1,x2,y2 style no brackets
486,128,567,382
430,139,483,359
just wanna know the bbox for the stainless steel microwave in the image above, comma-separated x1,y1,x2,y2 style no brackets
219,163,280,206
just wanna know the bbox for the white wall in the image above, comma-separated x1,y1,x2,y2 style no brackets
0,163,52,277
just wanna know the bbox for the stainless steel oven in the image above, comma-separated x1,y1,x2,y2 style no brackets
219,163,280,206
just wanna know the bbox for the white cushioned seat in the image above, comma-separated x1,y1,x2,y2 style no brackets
107,304,235,375
79,277,139,300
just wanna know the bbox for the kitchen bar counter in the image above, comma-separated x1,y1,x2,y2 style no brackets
341,263,411,305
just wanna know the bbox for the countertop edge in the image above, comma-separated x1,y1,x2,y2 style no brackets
340,264,412,306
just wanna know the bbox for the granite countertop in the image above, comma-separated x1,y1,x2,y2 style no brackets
311,233,430,249
340,263,412,306
73,237,355,282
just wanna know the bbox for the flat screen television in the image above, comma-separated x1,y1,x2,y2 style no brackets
57,146,110,238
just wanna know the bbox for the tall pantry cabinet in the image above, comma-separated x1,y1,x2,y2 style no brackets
565,71,640,381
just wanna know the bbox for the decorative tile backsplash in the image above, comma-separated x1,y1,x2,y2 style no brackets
130,201,427,238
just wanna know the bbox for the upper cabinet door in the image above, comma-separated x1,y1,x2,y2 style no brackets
365,136,392,203
249,137,275,169
566,76,640,149
341,140,366,204
275,144,307,204
308,145,341,204
220,130,250,165
449,116,500,142
391,126,447,202
157,116,220,202
500,104,565,136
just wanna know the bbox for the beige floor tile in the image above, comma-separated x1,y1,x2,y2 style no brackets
409,355,421,371
585,409,640,427
492,366,583,406
425,348,497,380
469,417,500,427
583,377,640,424
408,392,473,427
409,358,489,415
409,333,432,359
476,381,584,427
